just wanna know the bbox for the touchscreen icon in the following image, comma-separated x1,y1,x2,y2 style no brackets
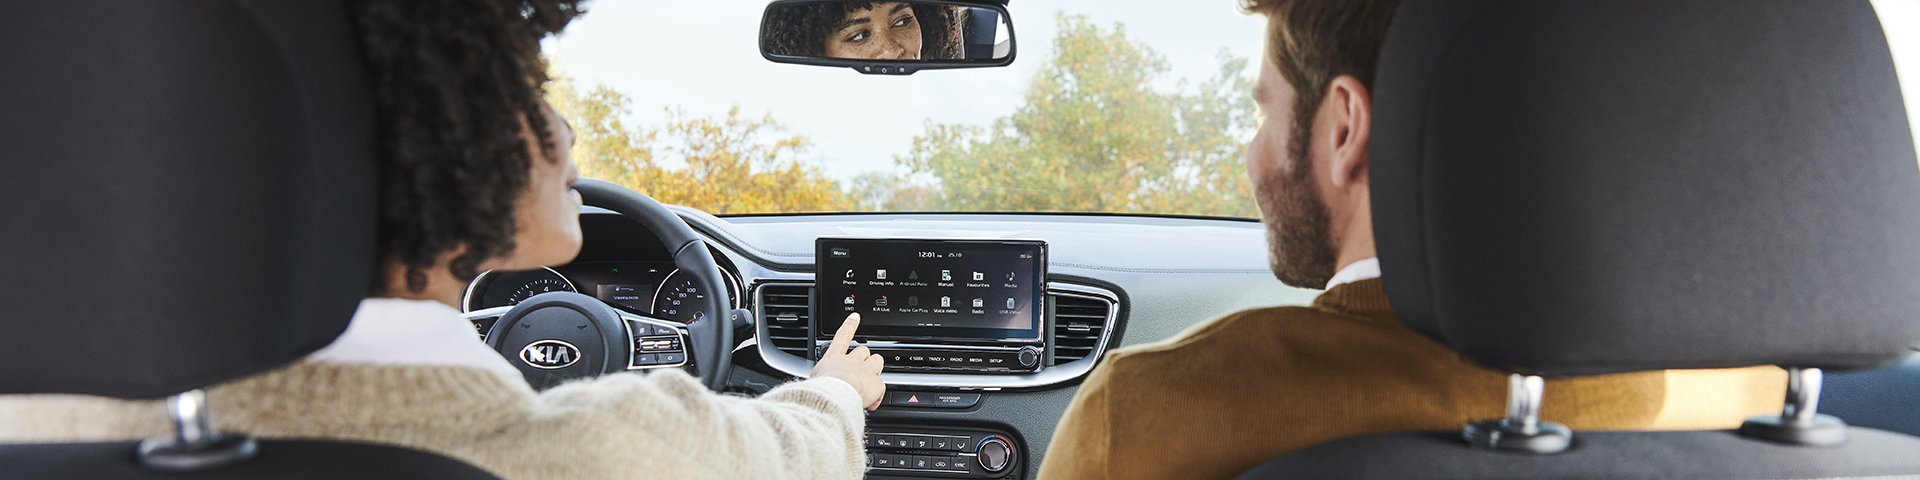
845,269,854,278
1007,272,1015,282
940,296,951,307
876,296,889,307
972,298,984,308
876,269,887,280
972,271,984,281
843,294,855,305
908,296,919,306
909,270,919,280
941,270,951,281
1007,298,1016,309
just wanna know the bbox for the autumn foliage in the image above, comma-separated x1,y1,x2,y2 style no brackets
547,13,1259,218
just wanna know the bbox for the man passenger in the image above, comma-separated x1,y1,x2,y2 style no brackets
1037,1,1789,478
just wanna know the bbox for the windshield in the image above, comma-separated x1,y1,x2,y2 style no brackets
542,0,1920,218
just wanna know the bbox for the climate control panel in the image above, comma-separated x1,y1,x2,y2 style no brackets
864,424,1020,479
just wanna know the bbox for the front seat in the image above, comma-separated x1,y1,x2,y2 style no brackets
1241,0,1920,478
0,1,500,478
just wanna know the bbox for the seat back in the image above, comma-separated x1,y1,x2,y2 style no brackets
1244,0,1920,477
0,1,498,477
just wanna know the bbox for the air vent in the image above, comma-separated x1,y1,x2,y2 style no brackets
758,284,814,359
1050,294,1111,365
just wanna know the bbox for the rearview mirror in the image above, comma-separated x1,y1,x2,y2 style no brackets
759,0,1016,75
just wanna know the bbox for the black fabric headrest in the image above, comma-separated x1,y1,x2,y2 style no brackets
0,0,375,398
1372,0,1920,376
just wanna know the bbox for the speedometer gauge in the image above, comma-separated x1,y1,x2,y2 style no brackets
651,272,708,323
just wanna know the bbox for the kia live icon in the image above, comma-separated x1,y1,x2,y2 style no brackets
815,238,1047,373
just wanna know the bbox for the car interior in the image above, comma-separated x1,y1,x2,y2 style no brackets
6,0,1920,479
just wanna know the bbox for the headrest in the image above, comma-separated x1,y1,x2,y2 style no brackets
1372,0,1920,376
0,0,375,398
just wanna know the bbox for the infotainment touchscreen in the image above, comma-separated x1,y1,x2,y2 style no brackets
815,238,1046,343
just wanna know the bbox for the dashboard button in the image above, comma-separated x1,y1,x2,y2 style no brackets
931,457,952,470
874,436,896,448
949,455,973,471
632,354,657,366
911,456,931,469
656,352,685,364
912,437,932,449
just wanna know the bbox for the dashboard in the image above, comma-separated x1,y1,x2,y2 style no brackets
460,206,1315,480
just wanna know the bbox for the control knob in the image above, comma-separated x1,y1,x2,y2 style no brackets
977,436,1014,473
1017,346,1042,369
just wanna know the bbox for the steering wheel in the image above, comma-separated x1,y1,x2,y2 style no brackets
462,179,736,392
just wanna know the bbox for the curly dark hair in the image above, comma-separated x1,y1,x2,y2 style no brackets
762,2,962,60
345,0,586,295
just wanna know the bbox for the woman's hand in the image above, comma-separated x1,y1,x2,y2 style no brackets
810,313,887,410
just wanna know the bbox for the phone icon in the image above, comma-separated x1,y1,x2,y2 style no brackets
845,269,854,278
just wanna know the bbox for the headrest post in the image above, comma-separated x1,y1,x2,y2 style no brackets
1464,374,1571,454
1740,366,1847,446
137,390,259,472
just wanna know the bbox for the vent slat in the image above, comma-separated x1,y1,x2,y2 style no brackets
1049,294,1112,366
758,285,814,358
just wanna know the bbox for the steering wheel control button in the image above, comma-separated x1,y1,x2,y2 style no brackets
656,352,685,364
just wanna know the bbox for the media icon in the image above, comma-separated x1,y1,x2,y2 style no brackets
972,298,984,308
972,271,984,281
843,294,855,305
940,296,951,307
876,269,887,280
876,296,889,307
941,270,952,281
1007,298,1016,309
1007,272,1015,282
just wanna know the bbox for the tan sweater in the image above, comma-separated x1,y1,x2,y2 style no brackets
0,362,868,479
1038,279,1788,480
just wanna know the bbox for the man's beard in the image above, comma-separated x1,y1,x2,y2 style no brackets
1254,129,1339,289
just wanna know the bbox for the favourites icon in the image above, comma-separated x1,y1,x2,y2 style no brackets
972,271,984,281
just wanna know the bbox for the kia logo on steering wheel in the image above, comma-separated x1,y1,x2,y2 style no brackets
519,340,581,369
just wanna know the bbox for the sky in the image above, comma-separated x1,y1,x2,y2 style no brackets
544,1,1920,182
540,0,1269,182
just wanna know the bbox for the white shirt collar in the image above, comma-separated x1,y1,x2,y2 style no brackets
307,298,522,378
1325,257,1381,289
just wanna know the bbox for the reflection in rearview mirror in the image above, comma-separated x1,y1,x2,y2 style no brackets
760,1,1015,75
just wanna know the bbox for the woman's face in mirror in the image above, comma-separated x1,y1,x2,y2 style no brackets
824,2,921,60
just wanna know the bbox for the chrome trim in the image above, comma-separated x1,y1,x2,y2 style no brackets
461,266,576,313
752,278,1121,390
462,306,513,321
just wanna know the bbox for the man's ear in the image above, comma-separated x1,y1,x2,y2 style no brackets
1322,75,1372,189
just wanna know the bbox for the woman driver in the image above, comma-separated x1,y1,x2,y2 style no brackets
0,0,885,478
763,2,965,60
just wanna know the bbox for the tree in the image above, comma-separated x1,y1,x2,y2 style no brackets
545,68,853,214
894,14,1259,217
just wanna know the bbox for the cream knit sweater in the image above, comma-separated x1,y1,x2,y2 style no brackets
0,359,869,479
